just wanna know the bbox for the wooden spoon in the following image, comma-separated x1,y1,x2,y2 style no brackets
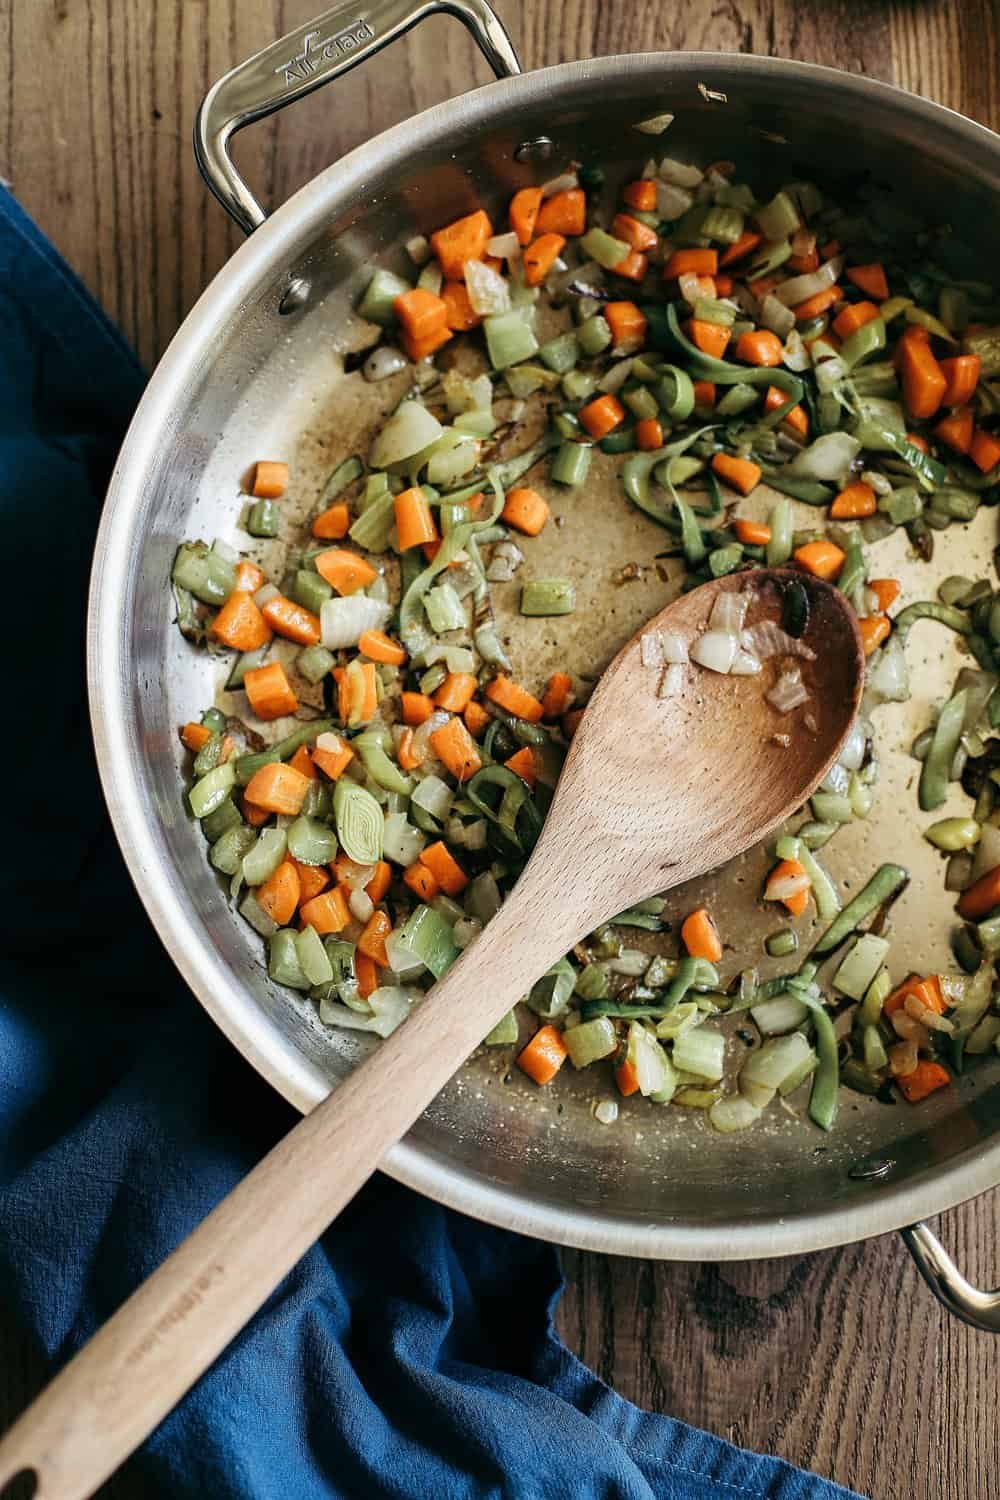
0,568,863,1500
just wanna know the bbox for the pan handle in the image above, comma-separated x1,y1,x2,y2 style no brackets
194,0,521,236
901,1220,1000,1332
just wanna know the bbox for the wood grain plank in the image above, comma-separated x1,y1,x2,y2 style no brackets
3,4,1000,1498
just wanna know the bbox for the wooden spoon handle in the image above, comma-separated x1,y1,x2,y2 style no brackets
0,872,573,1500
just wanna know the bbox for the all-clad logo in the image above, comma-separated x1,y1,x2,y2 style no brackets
274,19,375,85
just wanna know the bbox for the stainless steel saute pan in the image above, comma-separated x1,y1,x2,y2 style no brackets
88,0,1000,1327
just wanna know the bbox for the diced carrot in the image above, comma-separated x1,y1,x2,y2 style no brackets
621,179,657,212
522,233,566,287
404,862,440,901
243,795,271,827
434,672,478,713
636,417,664,451
897,1059,951,1104
714,274,734,297
502,486,550,535
906,432,930,453
604,301,647,350
832,300,881,339
615,1059,640,1097
357,909,392,966
484,674,544,722
939,354,981,408
845,263,889,301
312,503,351,540
934,407,974,455
211,591,272,652
397,728,423,772
970,429,1000,474
830,480,877,519
243,761,311,816
299,886,351,935
562,707,585,738
536,189,586,237
680,907,723,963
719,229,762,266
957,864,1000,919
711,452,761,497
419,840,468,895
429,716,482,782
786,250,820,275
793,539,845,581
611,250,648,282
234,559,265,592
733,518,771,546
900,338,947,420
314,548,377,595
441,280,482,331
463,700,491,737
869,578,900,612
687,319,731,359
517,1024,568,1086
504,745,539,788
365,861,392,904
693,381,717,409
180,721,213,753
244,661,298,721
858,614,891,656
611,212,658,252
252,461,288,498
394,286,449,339
663,248,718,279
355,952,379,1000
337,661,378,725
783,888,809,918
401,325,452,362
793,286,840,322
256,860,301,927
510,186,543,246
289,858,330,907
892,324,930,371
762,387,808,438
747,275,782,302
358,629,407,666
430,209,493,278
311,731,354,781
394,487,438,552
819,239,842,261
764,858,811,916
541,672,574,720
261,594,321,646
288,744,317,780
579,394,626,440
401,691,435,725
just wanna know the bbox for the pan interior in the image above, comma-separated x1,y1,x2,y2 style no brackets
101,57,1000,1254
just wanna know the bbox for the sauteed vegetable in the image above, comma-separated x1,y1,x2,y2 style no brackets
173,146,1000,1133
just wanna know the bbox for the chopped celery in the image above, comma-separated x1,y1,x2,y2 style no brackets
297,644,335,684
291,568,333,616
172,542,236,607
577,314,613,356
247,499,280,538
539,331,580,373
297,925,334,986
484,311,539,370
485,1011,519,1046
269,929,310,989
520,579,576,616
579,227,630,269
349,488,396,552
189,760,236,819
400,904,459,978
358,267,411,326
423,580,466,633
551,442,592,486
242,826,287,886
286,815,339,866
564,1016,617,1068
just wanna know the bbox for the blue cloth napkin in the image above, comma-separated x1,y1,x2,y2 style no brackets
0,183,862,1500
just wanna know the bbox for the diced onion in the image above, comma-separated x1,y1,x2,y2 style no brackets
640,632,664,667
766,665,810,713
760,293,795,339
541,171,579,197
815,355,847,394
405,234,430,265
369,401,442,467
212,538,239,564
782,328,811,372
634,113,674,135
775,255,845,307
594,1100,619,1125
349,888,374,923
658,157,703,187
453,917,482,950
320,595,391,650
741,621,816,661
487,231,520,259
363,345,408,382
608,948,649,976
742,1032,814,1091
709,590,749,634
659,663,685,697
661,630,689,664
411,709,451,761
905,995,955,1033
709,1094,762,1133
486,539,524,581
837,720,867,771
690,630,737,674
465,258,511,317
331,850,376,890
254,582,280,609
786,431,861,482
656,180,693,220
730,649,762,676
765,869,811,901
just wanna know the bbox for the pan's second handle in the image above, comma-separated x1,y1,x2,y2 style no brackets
195,0,521,235
901,1220,1000,1332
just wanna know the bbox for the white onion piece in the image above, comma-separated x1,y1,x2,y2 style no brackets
640,632,664,667
659,663,686,697
814,355,847,394
349,888,375,924
709,590,749,634
729,282,761,320
786,431,861,482
540,171,579,197
766,666,810,713
690,630,738,674
782,328,811,372
598,357,635,393
369,401,442,467
790,228,816,257
363,345,408,382
972,823,1000,880
641,157,658,178
656,180,693,220
486,539,524,581
333,853,376,891
709,1095,762,1133
765,869,811,901
453,917,482,950
660,630,689,664
487,231,520,259
594,1100,619,1125
837,719,867,771
464,258,510,316
761,293,795,339
678,271,715,306
634,111,674,134
741,621,816,661
906,997,954,1033
254,582,280,609
411,709,451,761
775,255,845,307
730,649,762,676
658,157,703,187
861,468,893,496
212,538,239,564
405,234,430,265
320,595,390,650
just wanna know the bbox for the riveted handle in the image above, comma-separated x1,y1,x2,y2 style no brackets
902,1219,1000,1332
194,0,521,235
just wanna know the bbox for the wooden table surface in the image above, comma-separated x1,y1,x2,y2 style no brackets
3,2,1000,1496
